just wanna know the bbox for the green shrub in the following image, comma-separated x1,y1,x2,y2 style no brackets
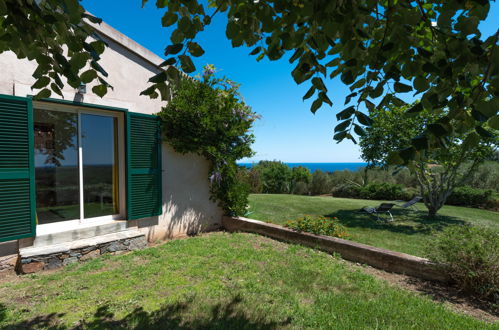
332,184,362,198
310,170,332,195
332,182,411,201
285,215,349,239
446,187,494,208
255,161,292,194
158,65,257,216
425,225,499,303
359,182,410,200
292,181,309,195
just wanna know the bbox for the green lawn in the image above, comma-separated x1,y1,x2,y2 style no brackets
0,232,494,329
248,194,499,257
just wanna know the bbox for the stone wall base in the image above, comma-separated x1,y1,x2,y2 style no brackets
0,255,18,276
17,235,147,274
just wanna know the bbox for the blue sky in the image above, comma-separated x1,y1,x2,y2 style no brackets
81,1,499,163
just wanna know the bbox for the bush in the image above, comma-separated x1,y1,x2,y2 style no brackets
332,184,362,198
425,225,499,303
255,161,292,194
310,170,332,195
359,182,410,200
446,186,494,208
285,215,349,239
292,181,309,195
332,182,411,201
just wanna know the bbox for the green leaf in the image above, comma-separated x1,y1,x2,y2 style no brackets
334,119,351,132
50,83,63,97
311,98,322,114
162,12,178,27
399,147,416,162
407,103,423,114
411,135,428,151
341,71,354,85
353,124,365,136
386,151,404,165
250,46,261,55
92,84,107,98
32,77,50,89
428,123,448,137
160,57,176,67
179,55,195,73
394,82,412,93
413,76,429,93
333,131,347,141
149,71,167,83
303,86,316,100
475,99,497,118
188,42,205,57
488,115,499,130
312,77,327,91
336,106,355,120
319,92,333,107
165,44,183,55
35,88,52,99
80,70,97,83
462,132,481,150
355,111,373,126
475,126,494,138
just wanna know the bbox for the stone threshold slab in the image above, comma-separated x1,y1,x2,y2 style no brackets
20,230,144,258
222,216,449,283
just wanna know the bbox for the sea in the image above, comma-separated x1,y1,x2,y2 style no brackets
238,162,368,173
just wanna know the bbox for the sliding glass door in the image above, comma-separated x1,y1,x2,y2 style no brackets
81,114,119,219
34,106,122,225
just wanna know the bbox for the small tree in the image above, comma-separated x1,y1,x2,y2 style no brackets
291,166,312,194
310,170,332,196
253,161,292,194
360,104,496,217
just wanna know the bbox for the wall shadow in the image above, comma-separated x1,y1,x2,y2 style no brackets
324,208,467,236
1,296,290,330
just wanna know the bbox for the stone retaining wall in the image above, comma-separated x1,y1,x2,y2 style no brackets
223,216,449,283
18,236,147,274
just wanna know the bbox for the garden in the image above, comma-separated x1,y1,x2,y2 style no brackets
0,232,496,328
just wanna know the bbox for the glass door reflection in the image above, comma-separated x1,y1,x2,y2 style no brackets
34,110,80,224
81,114,119,219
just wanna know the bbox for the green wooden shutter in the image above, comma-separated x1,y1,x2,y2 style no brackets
0,95,36,242
126,112,162,220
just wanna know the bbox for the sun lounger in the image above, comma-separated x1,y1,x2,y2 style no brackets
362,203,396,222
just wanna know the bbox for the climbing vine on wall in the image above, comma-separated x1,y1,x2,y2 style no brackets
158,65,258,216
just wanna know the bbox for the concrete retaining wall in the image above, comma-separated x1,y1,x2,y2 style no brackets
223,216,449,283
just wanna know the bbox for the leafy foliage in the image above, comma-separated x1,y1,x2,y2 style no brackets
3,1,498,161
0,0,110,98
140,0,499,161
446,186,494,208
157,65,257,215
253,161,293,194
425,225,499,304
359,103,497,216
285,215,349,239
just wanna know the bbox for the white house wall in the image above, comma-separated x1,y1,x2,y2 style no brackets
0,22,223,247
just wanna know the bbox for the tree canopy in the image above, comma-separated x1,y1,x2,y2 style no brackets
1,0,498,161
359,103,497,216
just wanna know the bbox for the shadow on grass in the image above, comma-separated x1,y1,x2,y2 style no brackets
1,295,291,330
325,208,466,236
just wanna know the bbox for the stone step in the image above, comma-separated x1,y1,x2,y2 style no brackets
31,220,130,248
18,230,147,273
20,229,145,258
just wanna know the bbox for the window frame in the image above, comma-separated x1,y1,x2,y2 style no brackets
34,100,127,231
